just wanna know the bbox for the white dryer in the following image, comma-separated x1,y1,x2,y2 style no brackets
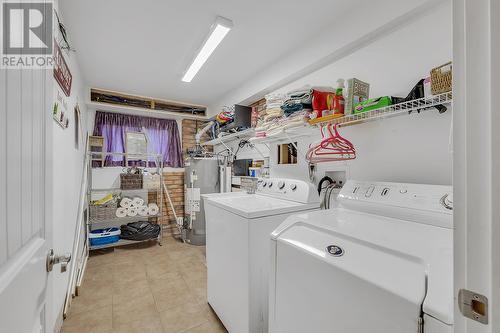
269,180,453,333
203,178,320,333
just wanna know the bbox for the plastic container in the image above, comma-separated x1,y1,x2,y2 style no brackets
89,227,121,246
333,79,345,115
354,96,392,114
248,167,261,178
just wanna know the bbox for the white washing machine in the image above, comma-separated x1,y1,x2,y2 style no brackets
203,178,320,333
269,180,453,333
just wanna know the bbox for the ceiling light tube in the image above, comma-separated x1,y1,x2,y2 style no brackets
182,16,233,83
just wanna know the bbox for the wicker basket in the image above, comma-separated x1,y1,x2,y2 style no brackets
120,173,143,190
241,177,258,194
143,174,161,190
90,201,118,221
431,62,452,94
89,136,104,147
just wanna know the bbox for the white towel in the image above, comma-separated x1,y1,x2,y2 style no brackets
127,207,138,217
148,203,159,216
138,206,149,217
115,207,128,218
132,197,144,207
120,197,133,208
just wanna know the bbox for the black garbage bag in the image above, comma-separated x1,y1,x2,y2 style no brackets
120,221,160,241
392,79,447,114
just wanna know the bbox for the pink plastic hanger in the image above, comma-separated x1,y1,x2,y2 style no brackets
306,123,356,162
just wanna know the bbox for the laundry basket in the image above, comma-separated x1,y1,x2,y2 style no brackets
143,173,161,190
241,177,258,194
90,201,118,221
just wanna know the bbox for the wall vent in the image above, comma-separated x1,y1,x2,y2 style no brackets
90,88,206,116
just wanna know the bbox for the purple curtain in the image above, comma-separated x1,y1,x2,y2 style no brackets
93,111,183,167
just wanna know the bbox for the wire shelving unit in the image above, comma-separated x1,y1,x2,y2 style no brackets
86,151,165,251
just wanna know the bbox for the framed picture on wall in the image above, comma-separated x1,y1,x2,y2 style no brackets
53,40,73,97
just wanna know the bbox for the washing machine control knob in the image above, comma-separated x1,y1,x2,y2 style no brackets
365,185,375,197
290,184,297,191
262,181,267,187
278,181,285,189
268,181,273,188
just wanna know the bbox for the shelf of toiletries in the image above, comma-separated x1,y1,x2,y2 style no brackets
242,92,452,145
314,91,452,127
205,62,453,147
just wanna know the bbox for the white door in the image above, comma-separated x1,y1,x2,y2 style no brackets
0,3,62,332
453,0,500,331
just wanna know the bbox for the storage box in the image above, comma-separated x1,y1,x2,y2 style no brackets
345,78,370,115
143,174,161,190
90,201,118,221
89,227,121,246
120,173,143,190
354,96,392,114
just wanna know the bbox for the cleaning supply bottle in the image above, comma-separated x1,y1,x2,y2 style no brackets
333,79,345,115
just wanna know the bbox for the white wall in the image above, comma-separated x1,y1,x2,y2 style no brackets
50,1,89,331
216,1,452,186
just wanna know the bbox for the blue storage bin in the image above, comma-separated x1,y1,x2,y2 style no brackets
90,227,121,246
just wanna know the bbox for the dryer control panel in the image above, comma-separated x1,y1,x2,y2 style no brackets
256,178,319,204
338,180,453,228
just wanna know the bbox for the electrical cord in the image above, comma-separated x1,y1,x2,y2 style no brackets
317,176,333,195
232,139,253,161
321,184,338,210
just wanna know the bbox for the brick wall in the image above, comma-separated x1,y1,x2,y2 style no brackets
160,171,185,224
181,119,213,156
249,98,266,112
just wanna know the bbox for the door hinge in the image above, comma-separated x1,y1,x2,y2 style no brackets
417,316,424,333
458,289,488,324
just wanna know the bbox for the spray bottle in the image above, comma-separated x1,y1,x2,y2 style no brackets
334,79,345,115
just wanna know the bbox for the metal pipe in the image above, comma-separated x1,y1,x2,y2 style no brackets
195,121,214,145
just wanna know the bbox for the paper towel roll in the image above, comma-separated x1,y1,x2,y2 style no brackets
132,197,144,207
127,207,138,217
115,207,128,218
120,197,133,208
138,205,149,217
148,203,159,216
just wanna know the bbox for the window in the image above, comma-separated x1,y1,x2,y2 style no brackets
93,111,183,167
277,142,298,164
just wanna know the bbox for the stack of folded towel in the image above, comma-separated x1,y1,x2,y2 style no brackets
281,87,313,116
252,88,318,140
254,93,286,137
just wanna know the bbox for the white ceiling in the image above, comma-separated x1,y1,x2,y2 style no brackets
60,0,362,106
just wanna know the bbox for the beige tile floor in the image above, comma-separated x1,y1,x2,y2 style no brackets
62,236,227,333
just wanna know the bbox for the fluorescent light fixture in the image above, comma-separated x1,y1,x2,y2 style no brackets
182,16,233,82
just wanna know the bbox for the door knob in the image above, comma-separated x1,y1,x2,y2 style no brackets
46,249,72,273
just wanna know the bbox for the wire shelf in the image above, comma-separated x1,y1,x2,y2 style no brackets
317,92,452,127
202,93,452,146
201,128,255,146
